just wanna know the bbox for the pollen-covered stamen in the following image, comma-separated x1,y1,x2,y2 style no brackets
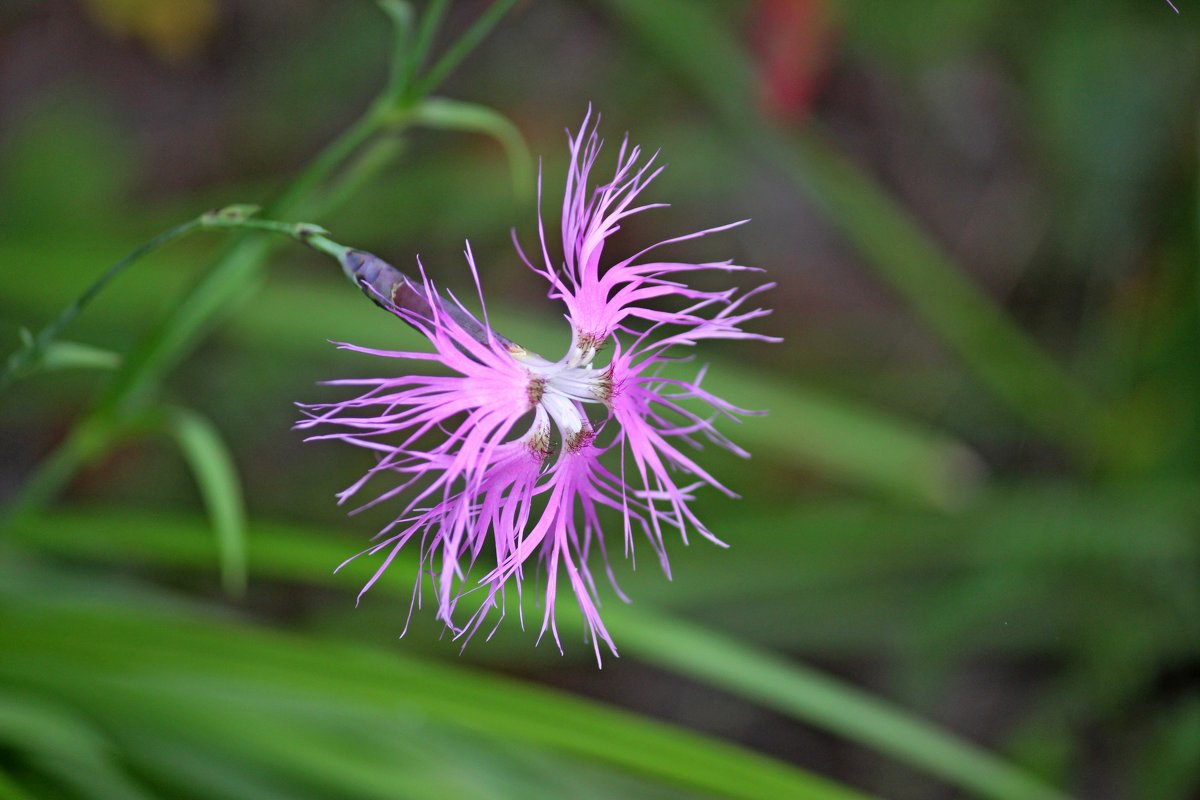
568,330,605,367
511,349,611,405
594,365,615,404
566,424,596,453
527,375,547,407
526,422,553,458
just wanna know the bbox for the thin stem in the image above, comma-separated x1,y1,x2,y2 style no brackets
1,0,522,526
100,110,383,417
412,0,519,99
0,208,356,529
404,0,451,95
0,109,393,525
378,0,417,101
0,219,200,393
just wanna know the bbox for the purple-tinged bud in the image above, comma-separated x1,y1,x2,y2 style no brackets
340,249,514,351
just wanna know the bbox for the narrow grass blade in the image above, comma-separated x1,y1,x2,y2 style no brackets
0,595,867,800
11,507,1079,799
35,340,121,373
0,691,153,800
607,608,1070,800
161,406,248,596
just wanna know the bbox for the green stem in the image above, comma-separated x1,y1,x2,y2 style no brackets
0,104,385,525
404,0,450,93
92,163,375,415
0,215,339,526
0,0,520,526
412,0,520,99
379,0,417,95
0,205,328,395
0,218,200,393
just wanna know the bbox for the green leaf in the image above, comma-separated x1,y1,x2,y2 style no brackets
37,340,121,373
161,407,248,597
0,591,866,800
11,507,1087,799
0,691,153,800
114,731,319,800
410,97,533,198
607,609,1070,800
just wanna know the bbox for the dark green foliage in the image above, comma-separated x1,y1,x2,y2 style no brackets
1,0,1196,797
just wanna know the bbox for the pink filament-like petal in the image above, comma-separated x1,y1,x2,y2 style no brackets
302,110,776,664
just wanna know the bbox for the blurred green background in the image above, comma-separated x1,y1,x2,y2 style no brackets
2,1,1198,798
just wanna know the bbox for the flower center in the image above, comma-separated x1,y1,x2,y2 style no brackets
512,347,611,446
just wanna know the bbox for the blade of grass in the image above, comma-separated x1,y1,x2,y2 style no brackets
0,595,867,800
160,405,248,597
402,0,449,92
34,340,121,373
96,688,461,800
377,0,417,101
114,732,314,800
10,507,1085,799
606,608,1070,800
0,691,153,800
105,683,713,800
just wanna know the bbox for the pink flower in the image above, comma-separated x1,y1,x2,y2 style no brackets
299,111,777,664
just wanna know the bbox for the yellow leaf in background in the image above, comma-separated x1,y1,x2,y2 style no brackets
82,0,218,62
